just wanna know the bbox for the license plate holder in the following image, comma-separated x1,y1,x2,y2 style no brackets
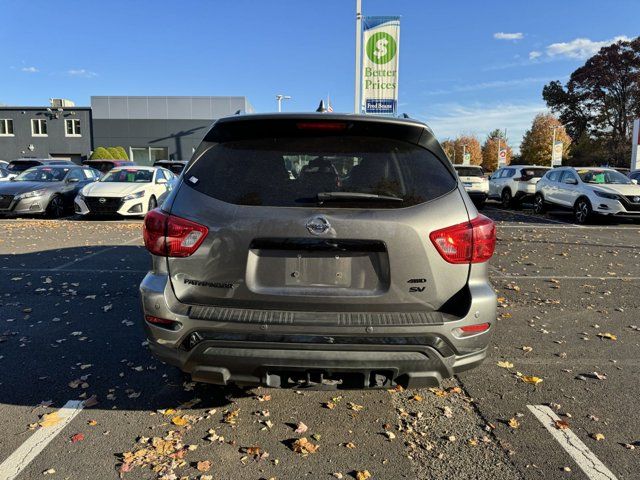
285,253,352,287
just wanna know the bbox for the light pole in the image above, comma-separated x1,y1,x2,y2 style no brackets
551,124,562,166
276,95,291,112
462,144,467,164
354,0,362,113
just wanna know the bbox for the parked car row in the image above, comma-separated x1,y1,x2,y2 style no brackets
455,164,640,224
0,162,177,218
0,157,188,180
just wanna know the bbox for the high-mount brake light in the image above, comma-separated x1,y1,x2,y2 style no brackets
143,209,208,257
429,215,496,264
296,122,347,131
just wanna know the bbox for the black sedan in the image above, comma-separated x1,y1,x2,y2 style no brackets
0,165,100,218
152,160,188,175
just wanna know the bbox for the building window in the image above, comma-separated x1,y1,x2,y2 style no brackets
31,118,48,136
130,147,168,166
65,119,81,137
0,119,14,136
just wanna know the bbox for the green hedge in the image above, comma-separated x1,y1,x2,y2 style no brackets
89,147,113,160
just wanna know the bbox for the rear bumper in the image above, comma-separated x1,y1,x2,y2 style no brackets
140,271,496,389
148,339,487,388
513,190,534,201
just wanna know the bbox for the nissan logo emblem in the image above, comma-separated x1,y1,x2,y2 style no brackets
306,216,331,235
99,198,106,204
634,196,640,203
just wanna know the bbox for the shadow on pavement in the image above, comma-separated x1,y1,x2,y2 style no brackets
0,245,247,412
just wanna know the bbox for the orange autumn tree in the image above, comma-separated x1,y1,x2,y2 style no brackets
452,135,482,165
482,129,513,171
520,114,571,166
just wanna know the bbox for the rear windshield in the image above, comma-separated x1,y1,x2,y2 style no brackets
520,168,548,178
455,167,484,177
8,161,40,172
101,169,152,183
185,136,456,208
155,162,185,174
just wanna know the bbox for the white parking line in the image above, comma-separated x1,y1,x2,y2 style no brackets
0,401,84,480
527,405,617,480
496,224,640,230
51,236,142,271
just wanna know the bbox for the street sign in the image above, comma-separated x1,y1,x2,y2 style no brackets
463,152,471,165
551,141,563,167
362,16,400,115
498,149,507,168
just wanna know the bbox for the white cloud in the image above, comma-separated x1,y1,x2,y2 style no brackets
67,69,97,78
494,32,524,41
545,35,630,59
21,66,39,73
528,51,542,60
416,102,549,153
424,77,556,96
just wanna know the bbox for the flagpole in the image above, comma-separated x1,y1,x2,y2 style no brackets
354,0,362,114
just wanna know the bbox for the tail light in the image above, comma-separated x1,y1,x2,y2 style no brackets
460,323,490,333
453,322,491,337
143,209,208,257
429,215,496,264
145,315,180,330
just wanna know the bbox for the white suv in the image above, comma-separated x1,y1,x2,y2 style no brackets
489,165,550,208
454,165,489,208
534,167,640,224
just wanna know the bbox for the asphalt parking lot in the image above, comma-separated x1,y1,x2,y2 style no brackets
0,206,639,480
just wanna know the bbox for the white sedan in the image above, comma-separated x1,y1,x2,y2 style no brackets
74,166,176,217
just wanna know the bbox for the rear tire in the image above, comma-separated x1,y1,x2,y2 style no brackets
574,197,592,224
46,195,65,219
533,194,546,214
501,189,513,209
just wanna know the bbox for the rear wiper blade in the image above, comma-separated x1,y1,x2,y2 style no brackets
317,191,403,203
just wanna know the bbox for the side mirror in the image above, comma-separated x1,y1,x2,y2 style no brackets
156,178,168,184
632,179,638,185
564,178,578,185
67,177,80,183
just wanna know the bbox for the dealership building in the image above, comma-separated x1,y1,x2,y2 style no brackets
0,95,254,165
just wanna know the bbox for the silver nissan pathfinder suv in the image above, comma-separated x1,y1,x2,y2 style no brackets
140,113,497,389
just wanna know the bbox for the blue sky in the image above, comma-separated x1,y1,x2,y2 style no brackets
1,0,638,150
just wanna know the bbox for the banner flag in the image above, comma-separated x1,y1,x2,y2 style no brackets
361,16,400,115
